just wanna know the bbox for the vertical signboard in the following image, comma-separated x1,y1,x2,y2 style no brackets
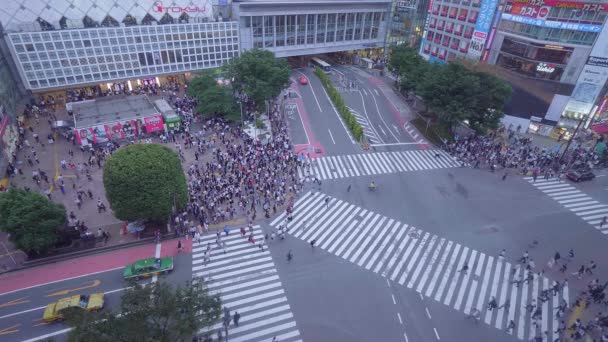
466,0,500,60
563,23,608,118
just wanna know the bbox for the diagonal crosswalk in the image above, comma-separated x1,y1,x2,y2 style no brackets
270,192,569,341
525,177,608,235
299,150,460,181
192,226,302,342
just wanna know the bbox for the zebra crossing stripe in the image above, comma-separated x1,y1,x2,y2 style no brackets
526,177,608,234
299,150,460,181
193,226,301,342
275,192,569,340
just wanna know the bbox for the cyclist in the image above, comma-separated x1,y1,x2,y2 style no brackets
467,308,481,323
369,181,376,191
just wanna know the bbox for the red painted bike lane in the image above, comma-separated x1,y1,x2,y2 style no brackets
367,76,429,150
0,239,192,296
288,78,326,158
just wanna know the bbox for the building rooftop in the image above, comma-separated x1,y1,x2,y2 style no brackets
72,95,158,128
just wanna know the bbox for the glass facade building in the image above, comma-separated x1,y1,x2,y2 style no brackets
6,22,239,91
234,0,391,58
387,0,431,47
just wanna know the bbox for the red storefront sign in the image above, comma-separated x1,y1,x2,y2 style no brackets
144,115,165,133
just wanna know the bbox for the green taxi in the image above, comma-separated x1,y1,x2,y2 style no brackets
123,257,174,280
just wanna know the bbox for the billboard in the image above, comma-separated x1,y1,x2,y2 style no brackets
75,115,165,145
562,22,608,117
466,0,500,60
505,0,608,15
500,13,602,32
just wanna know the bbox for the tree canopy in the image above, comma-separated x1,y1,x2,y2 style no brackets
224,49,290,112
102,144,188,222
0,188,66,255
388,45,512,133
187,71,239,121
66,280,222,342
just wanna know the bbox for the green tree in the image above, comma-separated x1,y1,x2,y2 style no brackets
388,45,427,93
187,71,239,121
102,144,188,222
467,71,512,132
66,280,222,342
224,49,290,112
418,63,480,128
0,188,66,255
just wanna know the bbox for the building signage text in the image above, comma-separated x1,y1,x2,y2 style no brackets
536,63,555,73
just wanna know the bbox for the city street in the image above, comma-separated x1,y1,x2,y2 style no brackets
0,240,192,341
3,67,608,342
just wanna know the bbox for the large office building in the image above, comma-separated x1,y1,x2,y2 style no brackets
418,0,608,138
234,0,391,58
487,0,608,136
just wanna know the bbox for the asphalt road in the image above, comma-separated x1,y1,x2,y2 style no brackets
0,248,192,342
290,68,359,156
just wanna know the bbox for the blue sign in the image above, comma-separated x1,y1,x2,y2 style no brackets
428,56,447,64
501,13,602,33
475,0,500,34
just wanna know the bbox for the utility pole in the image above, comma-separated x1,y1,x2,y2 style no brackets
560,115,586,163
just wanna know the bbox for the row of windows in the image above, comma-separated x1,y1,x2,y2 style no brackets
21,47,239,73
14,35,238,54
426,31,471,51
27,61,226,89
432,0,482,8
429,17,476,36
421,42,464,61
25,51,236,80
532,6,606,24
9,23,238,44
250,12,384,49
431,4,480,21
498,20,598,45
16,40,238,64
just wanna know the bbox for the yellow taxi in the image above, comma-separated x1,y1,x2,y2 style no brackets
42,293,105,323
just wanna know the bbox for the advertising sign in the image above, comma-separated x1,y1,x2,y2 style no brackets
91,125,110,144
466,0,500,60
396,0,417,11
505,0,607,13
144,115,165,133
564,65,608,115
501,13,602,32
150,0,213,19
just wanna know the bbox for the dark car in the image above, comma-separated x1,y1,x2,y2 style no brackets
566,169,595,182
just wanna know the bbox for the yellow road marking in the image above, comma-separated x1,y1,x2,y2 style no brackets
0,324,20,335
0,297,29,308
46,280,101,297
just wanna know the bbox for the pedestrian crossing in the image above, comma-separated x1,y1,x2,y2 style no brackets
270,191,569,341
525,177,608,235
299,150,460,181
192,226,302,342
348,107,382,144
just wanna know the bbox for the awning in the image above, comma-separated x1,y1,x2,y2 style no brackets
591,123,608,134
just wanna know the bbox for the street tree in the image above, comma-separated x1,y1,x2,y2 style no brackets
0,188,66,255
103,144,188,222
467,71,512,132
388,45,427,93
187,71,239,121
65,280,222,342
418,63,480,128
224,49,290,112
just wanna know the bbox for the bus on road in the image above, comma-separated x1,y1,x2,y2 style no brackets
311,57,331,73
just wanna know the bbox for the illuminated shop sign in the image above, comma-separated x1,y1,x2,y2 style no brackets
501,13,602,32
536,63,556,73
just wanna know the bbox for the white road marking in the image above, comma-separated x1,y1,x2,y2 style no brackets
328,128,336,144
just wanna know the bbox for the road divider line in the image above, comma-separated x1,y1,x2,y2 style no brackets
295,71,322,113
328,129,336,144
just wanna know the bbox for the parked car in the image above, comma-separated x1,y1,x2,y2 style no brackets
566,169,595,182
299,75,308,85
123,257,174,281
43,293,105,322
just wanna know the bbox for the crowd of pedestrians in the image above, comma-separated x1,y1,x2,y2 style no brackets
444,124,603,180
